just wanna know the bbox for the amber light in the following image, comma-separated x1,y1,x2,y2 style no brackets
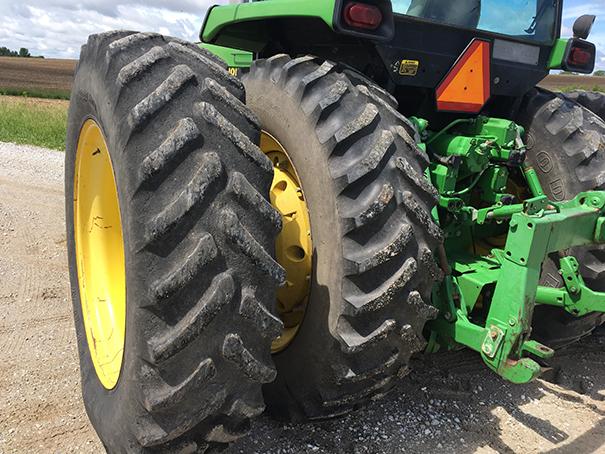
344,2,383,30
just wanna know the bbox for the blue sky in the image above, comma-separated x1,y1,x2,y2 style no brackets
0,0,603,70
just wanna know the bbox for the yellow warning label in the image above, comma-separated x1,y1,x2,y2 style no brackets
399,60,419,76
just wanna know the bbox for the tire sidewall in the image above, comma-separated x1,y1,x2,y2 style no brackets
66,59,142,451
243,74,345,412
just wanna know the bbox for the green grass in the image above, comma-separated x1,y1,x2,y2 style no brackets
0,80,603,152
0,96,68,150
0,87,70,100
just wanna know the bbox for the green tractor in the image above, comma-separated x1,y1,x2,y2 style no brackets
65,0,605,451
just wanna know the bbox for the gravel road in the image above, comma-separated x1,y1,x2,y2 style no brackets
0,142,604,454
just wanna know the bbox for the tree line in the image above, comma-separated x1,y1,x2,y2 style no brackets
0,47,41,58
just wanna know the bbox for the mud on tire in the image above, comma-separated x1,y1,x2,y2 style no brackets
564,90,605,121
65,31,284,452
243,55,443,421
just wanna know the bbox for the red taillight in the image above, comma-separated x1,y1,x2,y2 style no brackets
344,2,383,30
568,46,592,67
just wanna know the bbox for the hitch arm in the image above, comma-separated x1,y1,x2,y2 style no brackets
536,257,605,316
432,191,605,384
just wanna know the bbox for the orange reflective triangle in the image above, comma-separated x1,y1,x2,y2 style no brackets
436,39,491,113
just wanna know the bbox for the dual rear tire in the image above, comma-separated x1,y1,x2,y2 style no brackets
66,33,605,452
67,35,441,452
70,33,605,453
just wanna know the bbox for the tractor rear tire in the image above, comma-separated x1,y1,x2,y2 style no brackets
66,31,283,452
517,88,605,348
564,91,605,120
243,55,443,421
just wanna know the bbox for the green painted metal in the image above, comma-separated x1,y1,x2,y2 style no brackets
427,116,526,255
536,256,605,316
426,114,605,385
428,116,525,195
199,43,253,67
548,38,570,69
522,164,545,197
432,193,605,383
202,0,336,45
483,194,603,380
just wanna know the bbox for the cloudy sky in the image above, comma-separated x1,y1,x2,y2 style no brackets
563,0,605,69
0,0,603,69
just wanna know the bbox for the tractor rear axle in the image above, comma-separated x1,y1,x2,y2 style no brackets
425,115,605,384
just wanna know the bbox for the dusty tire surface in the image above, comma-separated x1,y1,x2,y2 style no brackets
243,55,443,421
66,31,284,452
564,90,605,120
516,88,605,348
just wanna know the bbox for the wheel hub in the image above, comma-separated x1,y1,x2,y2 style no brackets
260,132,313,353
73,119,126,389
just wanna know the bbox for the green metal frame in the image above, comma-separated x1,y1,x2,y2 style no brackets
199,43,253,68
433,193,605,383
426,116,605,384
547,38,571,69
201,0,336,50
536,255,605,316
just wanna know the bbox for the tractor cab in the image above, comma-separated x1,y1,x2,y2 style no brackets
201,0,596,122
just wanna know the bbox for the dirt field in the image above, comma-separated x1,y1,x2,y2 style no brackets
1,55,603,99
540,75,605,92
0,141,603,453
0,57,76,97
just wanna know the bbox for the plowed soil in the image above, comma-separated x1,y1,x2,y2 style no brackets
540,75,605,91
0,57,76,95
0,143,603,454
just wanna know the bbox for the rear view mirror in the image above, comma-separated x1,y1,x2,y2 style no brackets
573,14,596,40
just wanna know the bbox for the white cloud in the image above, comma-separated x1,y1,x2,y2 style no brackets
562,3,605,20
0,0,230,58
0,0,604,72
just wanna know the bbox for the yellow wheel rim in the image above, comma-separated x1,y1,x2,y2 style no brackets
261,132,313,353
74,119,126,389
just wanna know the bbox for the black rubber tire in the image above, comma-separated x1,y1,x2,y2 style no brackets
243,55,443,421
65,31,284,452
516,88,605,348
564,90,605,120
